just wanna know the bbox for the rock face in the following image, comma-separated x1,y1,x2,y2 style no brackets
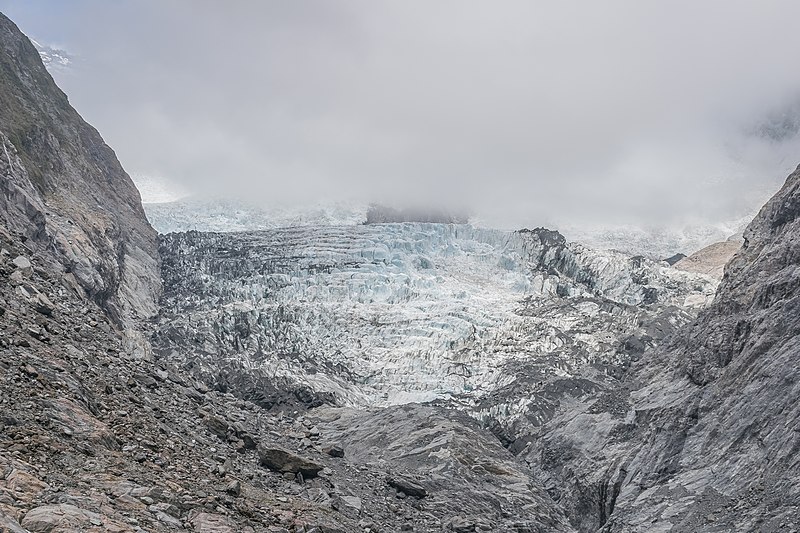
523,165,800,531
0,13,159,325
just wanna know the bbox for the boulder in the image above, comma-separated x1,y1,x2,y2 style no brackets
31,293,54,315
448,515,477,532
45,398,118,450
323,443,345,458
387,475,427,498
258,446,324,478
189,512,238,532
224,479,241,497
6,469,48,503
331,495,362,518
21,504,100,532
204,415,229,439
12,256,31,276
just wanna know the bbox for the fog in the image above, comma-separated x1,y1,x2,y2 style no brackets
3,0,800,231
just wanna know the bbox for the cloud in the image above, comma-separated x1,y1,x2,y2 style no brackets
3,0,800,228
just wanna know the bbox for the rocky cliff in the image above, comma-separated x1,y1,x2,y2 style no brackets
523,166,800,532
0,13,159,325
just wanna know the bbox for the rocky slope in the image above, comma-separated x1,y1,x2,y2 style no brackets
520,165,800,532
0,13,160,326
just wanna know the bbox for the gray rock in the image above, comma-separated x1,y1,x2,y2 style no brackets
132,372,157,388
447,516,476,532
205,414,229,439
153,510,183,529
21,504,102,532
331,495,362,518
31,292,54,315
11,255,31,275
148,502,181,518
224,479,241,497
324,443,345,458
189,512,238,532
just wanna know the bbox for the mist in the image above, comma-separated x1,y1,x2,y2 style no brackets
3,0,800,232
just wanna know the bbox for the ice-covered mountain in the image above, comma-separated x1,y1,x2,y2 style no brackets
31,38,73,71
143,195,756,259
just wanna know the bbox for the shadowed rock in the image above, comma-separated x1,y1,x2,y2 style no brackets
387,476,427,498
258,446,324,478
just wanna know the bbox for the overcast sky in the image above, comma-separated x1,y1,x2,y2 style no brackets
2,0,800,229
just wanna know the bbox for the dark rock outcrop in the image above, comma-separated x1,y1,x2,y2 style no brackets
387,476,428,499
662,252,687,265
365,204,470,224
258,446,325,478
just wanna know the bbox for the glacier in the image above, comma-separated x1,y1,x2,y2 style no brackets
153,223,718,443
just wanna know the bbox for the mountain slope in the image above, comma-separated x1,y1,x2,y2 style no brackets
0,12,159,325
525,165,800,532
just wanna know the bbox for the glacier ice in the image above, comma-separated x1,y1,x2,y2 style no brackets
154,223,718,438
